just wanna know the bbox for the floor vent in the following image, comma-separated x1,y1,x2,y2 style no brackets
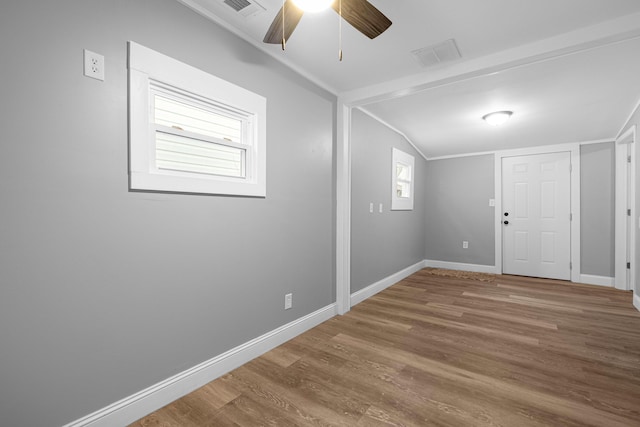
411,39,461,68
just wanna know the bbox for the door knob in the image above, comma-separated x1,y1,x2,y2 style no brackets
503,220,509,225
504,212,509,216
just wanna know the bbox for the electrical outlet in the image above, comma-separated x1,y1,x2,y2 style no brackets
84,49,105,81
369,202,373,213
379,203,383,213
489,199,495,207
462,241,469,249
284,293,292,310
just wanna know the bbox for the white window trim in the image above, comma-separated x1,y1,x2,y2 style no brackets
391,147,415,210
128,41,266,197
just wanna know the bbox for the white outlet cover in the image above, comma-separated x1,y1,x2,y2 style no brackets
284,293,292,310
463,241,469,249
84,49,105,81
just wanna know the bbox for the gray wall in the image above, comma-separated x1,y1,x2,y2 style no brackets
580,142,616,277
424,150,618,277
0,1,335,426
350,110,427,293
424,155,496,266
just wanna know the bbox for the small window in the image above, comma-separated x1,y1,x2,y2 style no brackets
396,162,411,198
128,42,266,197
391,148,415,210
152,90,247,179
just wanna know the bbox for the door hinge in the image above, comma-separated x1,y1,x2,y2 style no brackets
628,262,632,269
629,209,632,217
570,262,573,270
569,163,573,172
629,155,632,163
569,213,573,221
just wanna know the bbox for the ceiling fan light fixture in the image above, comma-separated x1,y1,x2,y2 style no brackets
482,110,513,126
291,0,334,13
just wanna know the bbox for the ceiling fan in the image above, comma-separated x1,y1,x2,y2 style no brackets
263,0,392,48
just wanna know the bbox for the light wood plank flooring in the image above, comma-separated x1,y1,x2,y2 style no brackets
131,270,640,426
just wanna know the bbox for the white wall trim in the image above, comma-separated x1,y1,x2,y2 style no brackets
336,101,352,315
427,139,614,162
577,138,617,146
495,141,580,159
495,144,581,281
617,95,640,138
357,107,429,161
429,148,504,162
494,152,503,275
579,274,615,287
350,260,426,306
423,260,498,274
571,148,582,283
634,293,640,312
63,304,337,427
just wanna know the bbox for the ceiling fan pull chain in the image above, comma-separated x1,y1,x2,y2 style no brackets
338,0,343,61
281,0,286,50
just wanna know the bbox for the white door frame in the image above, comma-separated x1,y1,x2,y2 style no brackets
494,143,581,282
336,101,352,315
615,125,636,291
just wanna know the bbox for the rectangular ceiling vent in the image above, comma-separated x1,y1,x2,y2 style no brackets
411,39,461,68
222,0,265,18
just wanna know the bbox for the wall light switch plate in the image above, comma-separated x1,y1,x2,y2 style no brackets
284,293,292,310
379,203,383,213
489,199,495,207
84,49,105,81
369,203,373,213
462,241,469,249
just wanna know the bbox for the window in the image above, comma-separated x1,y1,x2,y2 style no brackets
391,148,414,210
128,42,266,196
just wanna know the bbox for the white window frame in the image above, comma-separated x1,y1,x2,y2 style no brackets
128,41,266,197
391,147,415,210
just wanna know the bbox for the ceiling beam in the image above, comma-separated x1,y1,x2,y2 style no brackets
339,11,640,107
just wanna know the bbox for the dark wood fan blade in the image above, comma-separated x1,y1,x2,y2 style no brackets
332,0,392,39
263,1,304,44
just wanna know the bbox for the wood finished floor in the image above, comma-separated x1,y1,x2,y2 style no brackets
131,270,640,426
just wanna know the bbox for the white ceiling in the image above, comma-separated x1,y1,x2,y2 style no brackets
178,0,640,158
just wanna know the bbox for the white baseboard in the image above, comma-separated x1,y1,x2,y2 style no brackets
423,259,497,274
350,260,426,306
634,293,640,312
579,274,615,287
63,304,337,427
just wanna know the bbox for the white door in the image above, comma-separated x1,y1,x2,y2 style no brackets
502,152,571,280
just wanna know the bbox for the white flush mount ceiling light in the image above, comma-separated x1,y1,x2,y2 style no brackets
291,0,334,12
482,110,513,126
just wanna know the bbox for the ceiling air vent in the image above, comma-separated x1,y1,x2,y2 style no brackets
222,0,265,18
411,39,461,68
